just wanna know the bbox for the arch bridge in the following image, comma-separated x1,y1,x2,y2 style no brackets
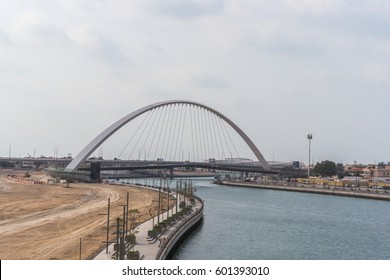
65,100,273,181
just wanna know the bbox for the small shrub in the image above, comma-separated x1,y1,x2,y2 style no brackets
127,250,140,260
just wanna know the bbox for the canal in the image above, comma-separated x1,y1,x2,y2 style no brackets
169,178,390,259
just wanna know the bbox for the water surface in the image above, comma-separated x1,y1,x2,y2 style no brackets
171,179,390,260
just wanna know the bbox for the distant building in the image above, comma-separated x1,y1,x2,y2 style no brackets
373,166,390,177
344,164,365,175
362,165,376,178
362,165,390,179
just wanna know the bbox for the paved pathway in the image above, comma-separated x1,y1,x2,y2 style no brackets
132,209,170,260
94,187,183,260
94,195,203,260
93,208,173,260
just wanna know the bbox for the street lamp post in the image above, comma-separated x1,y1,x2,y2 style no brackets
307,133,313,178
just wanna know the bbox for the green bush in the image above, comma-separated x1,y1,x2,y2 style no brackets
159,221,167,228
153,225,162,233
127,250,140,260
148,230,157,238
125,234,136,243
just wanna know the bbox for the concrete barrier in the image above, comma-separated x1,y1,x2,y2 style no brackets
7,176,44,185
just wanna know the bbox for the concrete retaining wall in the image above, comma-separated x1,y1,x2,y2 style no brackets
156,196,204,260
220,180,390,201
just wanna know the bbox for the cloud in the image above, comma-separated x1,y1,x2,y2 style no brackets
145,0,225,19
0,30,10,45
364,63,387,84
6,10,67,46
7,10,47,39
192,73,231,89
285,0,390,41
286,0,342,14
1,0,390,163
250,34,323,56
66,25,130,69
66,26,98,50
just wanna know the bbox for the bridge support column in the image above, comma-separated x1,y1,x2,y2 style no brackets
90,162,101,183
169,168,174,179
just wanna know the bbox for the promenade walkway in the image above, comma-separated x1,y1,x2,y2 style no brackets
94,196,203,260
93,208,172,260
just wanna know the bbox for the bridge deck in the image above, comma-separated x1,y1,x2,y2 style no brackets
79,161,278,174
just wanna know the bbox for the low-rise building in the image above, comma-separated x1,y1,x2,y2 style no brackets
373,166,390,177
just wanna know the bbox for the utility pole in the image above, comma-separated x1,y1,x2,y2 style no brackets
176,182,178,215
105,198,110,253
158,178,161,224
167,185,170,218
79,237,82,260
121,205,126,260
98,198,111,254
116,217,120,260
307,133,313,178
126,192,129,235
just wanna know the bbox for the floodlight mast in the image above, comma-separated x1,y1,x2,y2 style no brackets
307,133,313,177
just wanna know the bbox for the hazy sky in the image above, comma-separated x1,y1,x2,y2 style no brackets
1,0,389,164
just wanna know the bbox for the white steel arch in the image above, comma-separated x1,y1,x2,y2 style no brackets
65,100,271,171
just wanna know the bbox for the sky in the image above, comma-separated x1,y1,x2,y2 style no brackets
0,0,389,165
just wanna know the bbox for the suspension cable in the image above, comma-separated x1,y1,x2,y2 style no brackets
207,110,216,159
127,108,156,160
165,104,177,160
216,114,233,160
169,104,180,160
202,108,211,160
196,106,205,161
153,104,168,160
117,109,152,159
221,119,240,159
178,104,188,161
189,105,196,161
161,104,173,160
210,112,221,160
139,106,160,160
173,103,184,160
147,106,162,160
113,102,249,164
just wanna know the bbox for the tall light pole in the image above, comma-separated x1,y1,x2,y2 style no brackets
307,133,313,178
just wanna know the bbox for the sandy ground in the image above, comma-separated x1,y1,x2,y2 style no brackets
0,172,159,260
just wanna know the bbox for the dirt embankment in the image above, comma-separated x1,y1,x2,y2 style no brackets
0,173,159,260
